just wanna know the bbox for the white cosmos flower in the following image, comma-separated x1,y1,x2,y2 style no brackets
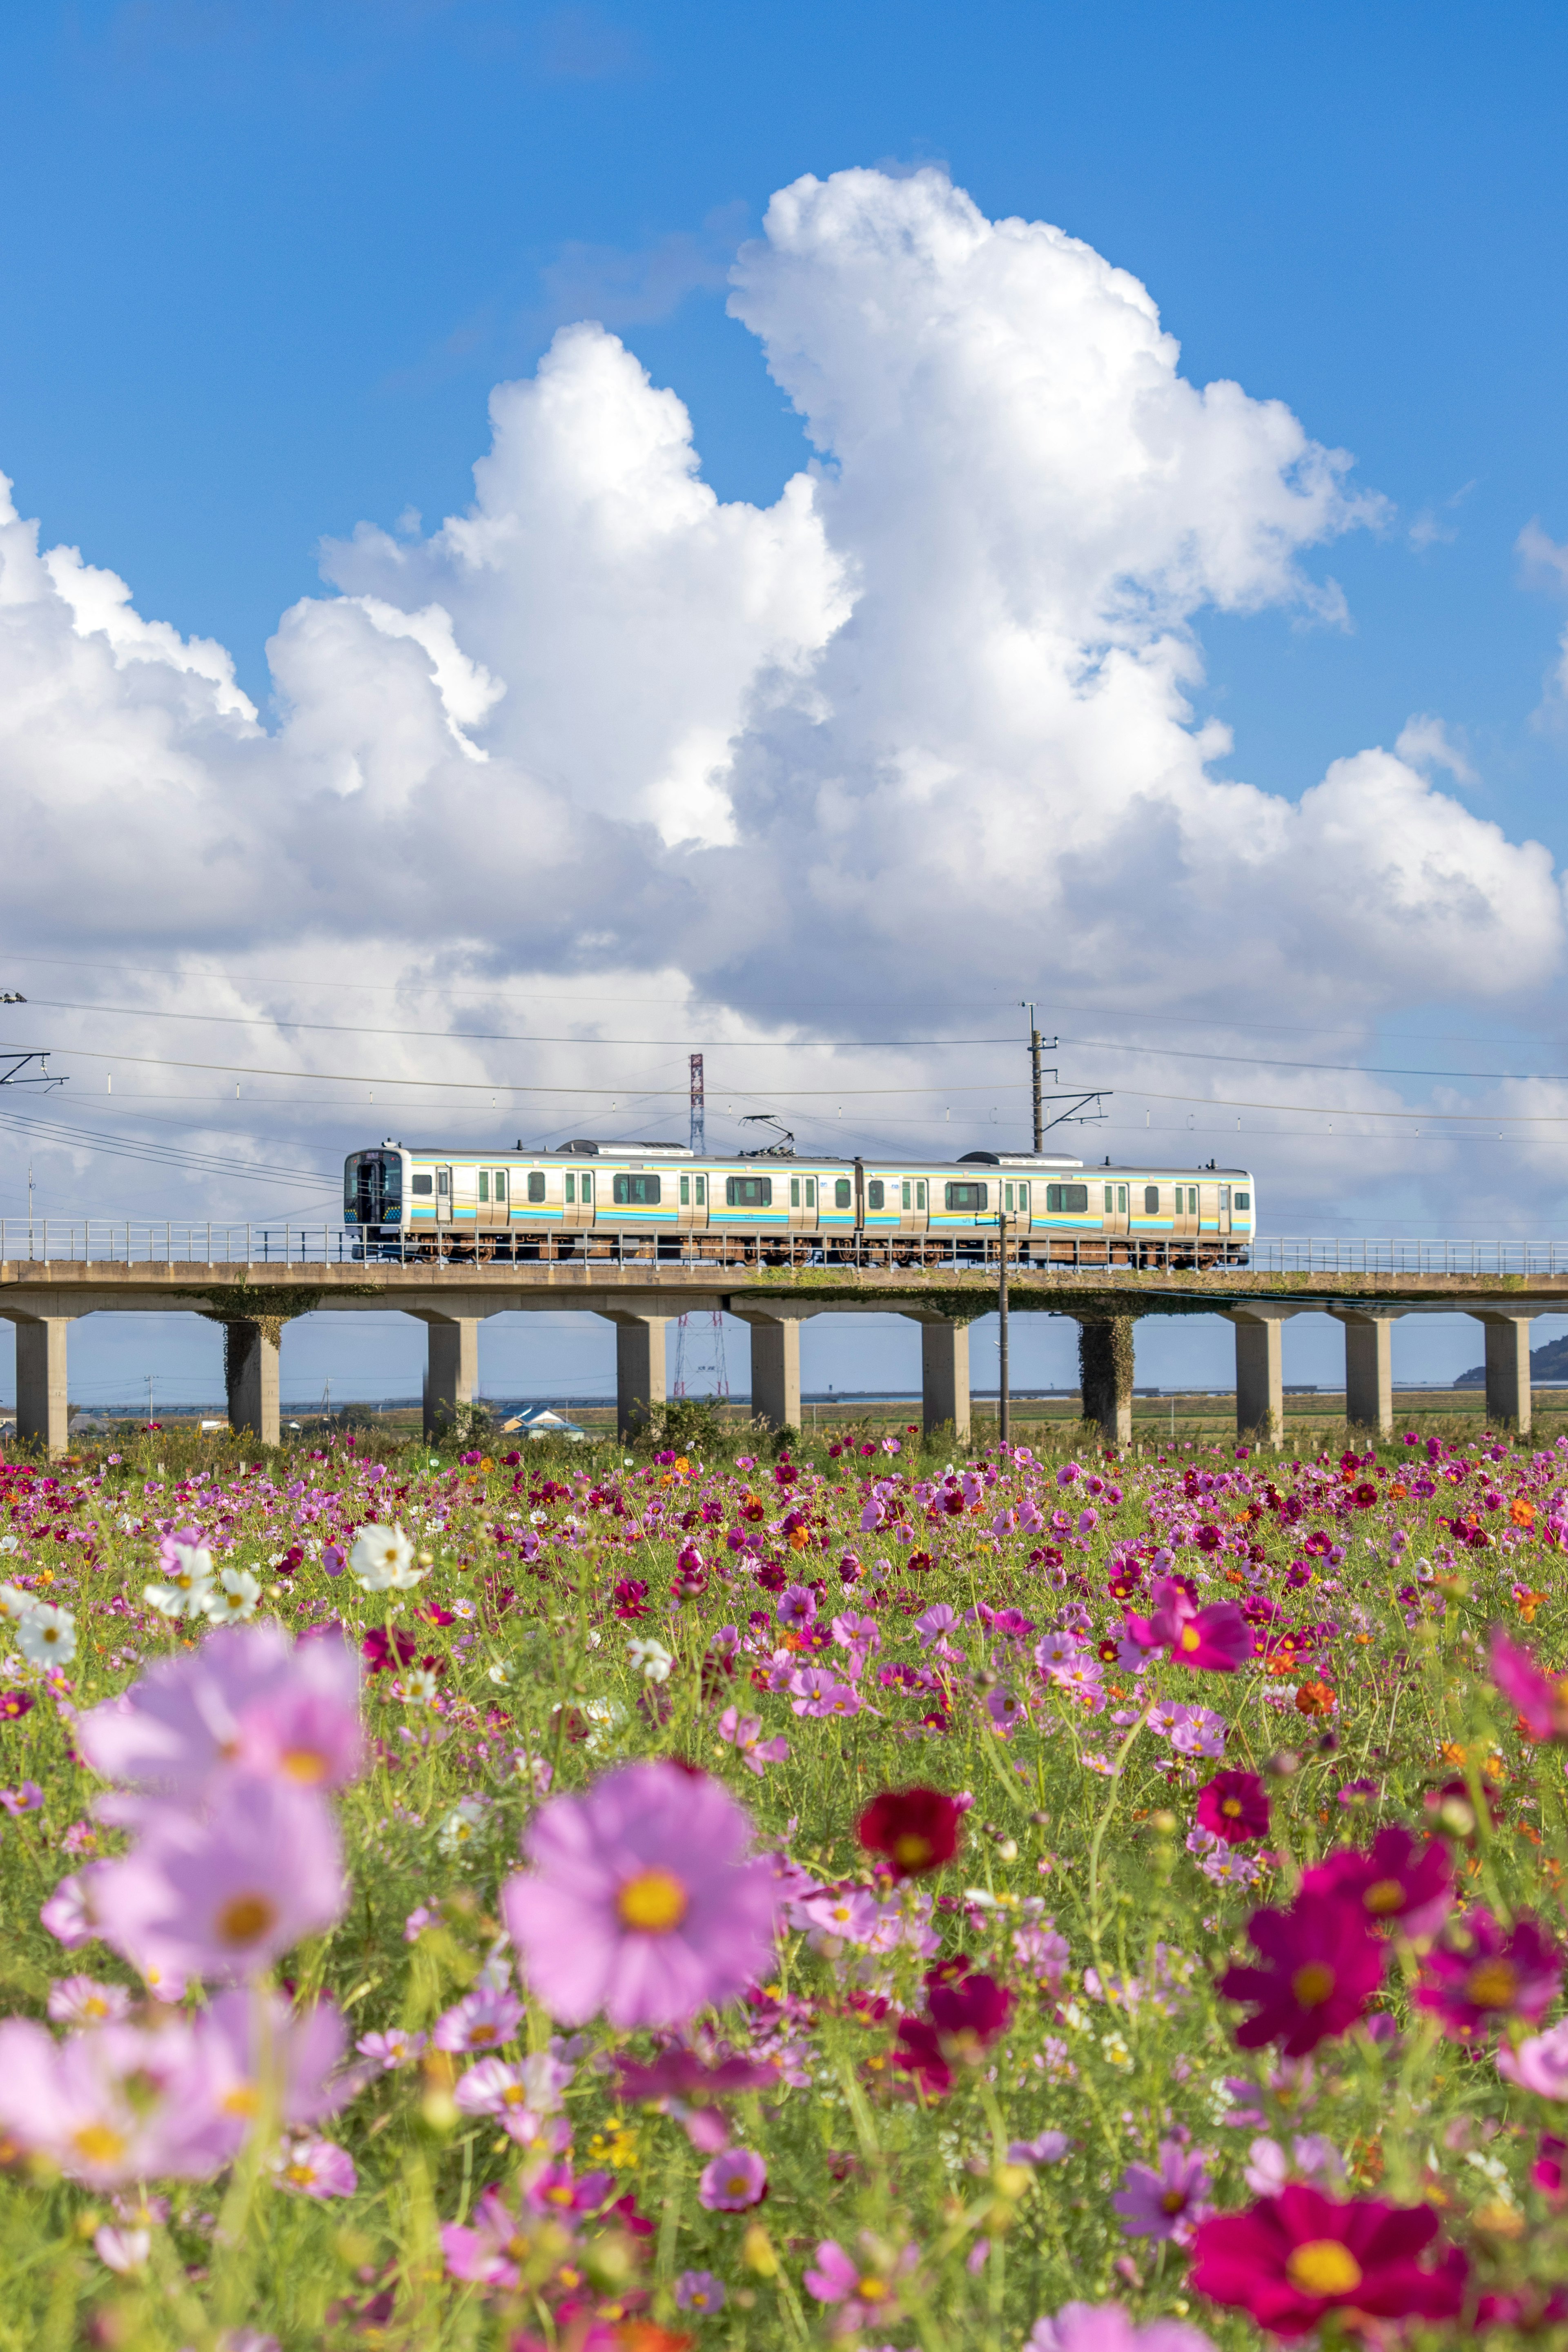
201,1568,261,1625
16,1604,77,1668
438,1796,488,1854
626,1638,674,1684
401,1670,441,1705
0,1583,37,1623
350,1523,423,1592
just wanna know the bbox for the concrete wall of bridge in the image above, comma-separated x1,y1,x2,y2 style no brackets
0,1263,1558,1453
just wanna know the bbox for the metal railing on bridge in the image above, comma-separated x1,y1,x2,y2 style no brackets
3,1223,1568,1279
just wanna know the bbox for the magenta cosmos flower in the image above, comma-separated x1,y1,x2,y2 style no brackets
1301,1825,1452,1940
1414,1909,1562,2040
1218,1896,1384,2056
1499,2017,1568,2098
1123,1581,1249,1673
501,1762,775,2030
1189,2186,1466,2337
93,1774,347,1985
1196,1771,1270,1847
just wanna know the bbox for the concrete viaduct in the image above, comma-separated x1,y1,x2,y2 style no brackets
0,1255,1559,1455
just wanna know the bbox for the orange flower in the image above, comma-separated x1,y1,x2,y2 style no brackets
1389,1479,1408,1499
787,1526,809,1550
1512,1497,1537,1529
1294,1680,1336,1717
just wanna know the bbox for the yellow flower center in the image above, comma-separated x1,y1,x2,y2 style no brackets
71,2122,127,2167
468,2024,499,2044
1221,1797,1243,1817
858,2276,888,2301
1286,2240,1363,2298
1364,1878,1404,1915
1179,1625,1202,1652
221,2084,261,2118
616,1869,688,1933
216,1892,278,1947
1290,1962,1336,2007
1465,1958,1519,2009
1160,2189,1188,2213
281,1748,328,1784
891,1831,932,1869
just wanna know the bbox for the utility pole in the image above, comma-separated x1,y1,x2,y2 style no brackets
689,1053,705,1155
997,1204,1010,1447
1029,1006,1043,1152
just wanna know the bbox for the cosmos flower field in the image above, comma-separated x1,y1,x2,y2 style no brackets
0,1417,1566,2352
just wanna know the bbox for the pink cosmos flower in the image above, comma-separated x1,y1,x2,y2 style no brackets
789,1669,863,1718
0,2017,223,2185
454,2051,572,2119
675,2270,727,2315
272,2135,356,2197
716,1707,789,1775
93,2225,150,2275
523,2160,614,2217
432,1987,523,2053
1488,1626,1568,1739
1301,1826,1452,1940
92,1774,347,1985
501,1762,776,2030
1414,1909,1562,2040
1026,2304,1217,2352
441,2186,543,2288
1499,2017,1568,2098
697,2147,768,2209
77,1623,362,1802
804,2236,915,2329
40,1865,107,1951
355,2027,427,2071
1111,2140,1213,2244
47,1976,132,2027
192,1988,355,2152
1123,1580,1249,1672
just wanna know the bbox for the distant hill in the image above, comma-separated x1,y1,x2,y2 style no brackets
1455,1334,1568,1388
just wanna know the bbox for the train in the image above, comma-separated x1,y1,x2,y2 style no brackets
343,1138,1255,1268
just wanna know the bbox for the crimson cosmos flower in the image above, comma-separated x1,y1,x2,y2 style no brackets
1414,1908,1563,2040
1195,1771,1270,1847
1189,2186,1466,2337
1301,1824,1453,1940
855,1786,964,1878
1218,1896,1385,2055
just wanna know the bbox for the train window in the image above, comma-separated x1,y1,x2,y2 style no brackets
614,1173,662,1206
494,1171,507,1203
725,1175,771,1209
791,1177,801,1207
835,1177,852,1209
1235,1191,1250,1211
917,1180,927,1210
805,1178,816,1207
1117,1185,1128,1213
437,1169,450,1197
867,1180,885,1211
565,1173,575,1204
583,1173,593,1204
479,1172,491,1203
412,1173,433,1196
1046,1183,1089,1213
1103,1185,1113,1212
902,1180,911,1209
1144,1185,1159,1215
680,1175,690,1205
694,1175,704,1205
945,1180,987,1212
528,1172,546,1204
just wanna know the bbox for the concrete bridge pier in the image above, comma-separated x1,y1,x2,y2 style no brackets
1076,1314,1136,1447
225,1320,281,1448
1330,1306,1405,1439
898,1314,972,1442
598,1312,668,1441
410,1312,486,1441
5,1310,76,1457
1468,1310,1538,1434
731,1307,817,1432
1225,1304,1302,1445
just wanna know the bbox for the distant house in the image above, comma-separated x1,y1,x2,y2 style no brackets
500,1406,587,1442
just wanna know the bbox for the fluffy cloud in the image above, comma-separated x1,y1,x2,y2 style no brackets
0,164,1562,1220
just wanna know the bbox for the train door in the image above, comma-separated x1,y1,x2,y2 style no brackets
1172,1182,1199,1238
1102,1179,1129,1236
435,1165,453,1226
898,1174,930,1236
563,1167,598,1231
476,1166,509,1229
677,1167,710,1232
1002,1178,1029,1254
1217,1184,1232,1236
786,1171,819,1234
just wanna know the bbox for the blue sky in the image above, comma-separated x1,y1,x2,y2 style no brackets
3,0,1568,1407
